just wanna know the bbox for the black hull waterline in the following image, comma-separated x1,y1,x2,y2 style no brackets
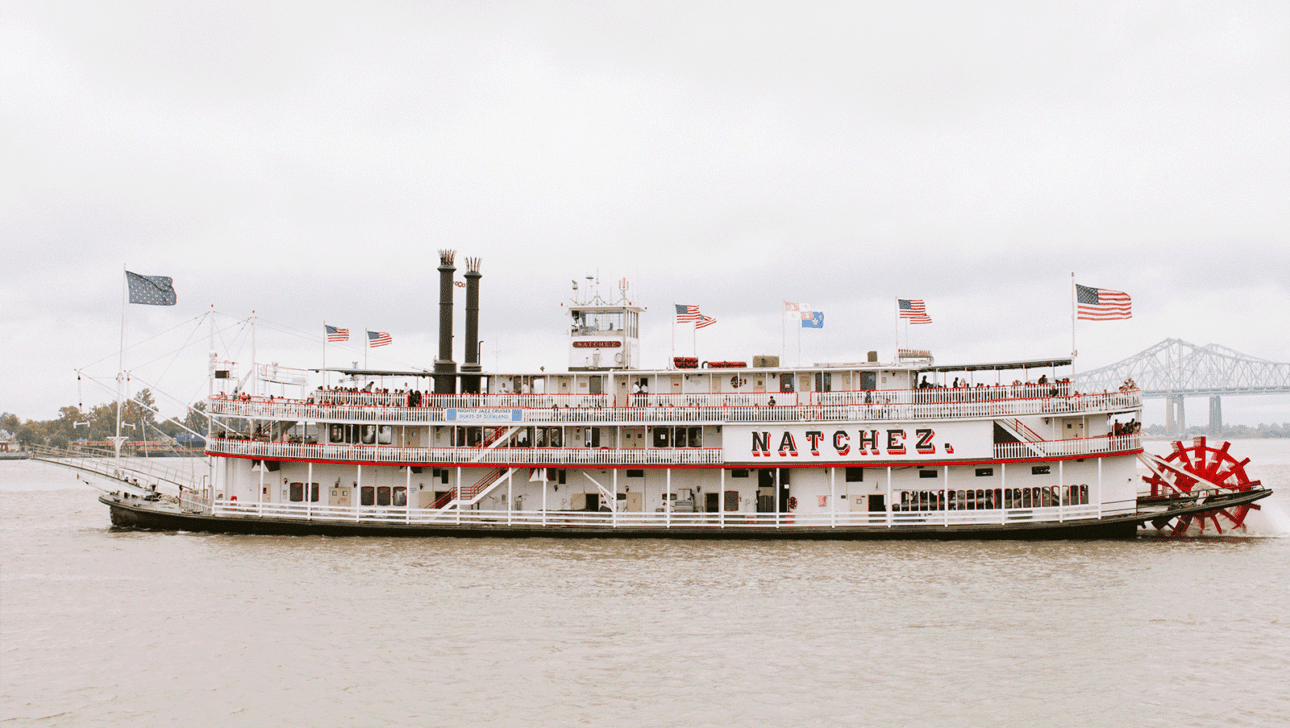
100,490,1270,540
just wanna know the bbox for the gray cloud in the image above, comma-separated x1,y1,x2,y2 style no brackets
2,1,1286,424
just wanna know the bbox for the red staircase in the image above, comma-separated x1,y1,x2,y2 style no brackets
427,467,507,509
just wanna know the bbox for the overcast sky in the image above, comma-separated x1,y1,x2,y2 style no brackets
3,1,1288,426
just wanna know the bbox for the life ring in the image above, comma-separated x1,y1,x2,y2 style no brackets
614,352,623,363
787,496,798,510
730,375,740,389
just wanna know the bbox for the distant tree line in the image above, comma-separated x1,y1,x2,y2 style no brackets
2,390,209,449
1143,422,1290,438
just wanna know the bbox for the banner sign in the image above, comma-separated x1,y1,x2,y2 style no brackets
445,408,523,423
722,421,992,464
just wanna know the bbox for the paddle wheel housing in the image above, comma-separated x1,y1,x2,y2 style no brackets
1143,436,1262,536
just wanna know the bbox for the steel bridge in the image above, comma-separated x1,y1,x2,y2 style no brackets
1074,338,1290,435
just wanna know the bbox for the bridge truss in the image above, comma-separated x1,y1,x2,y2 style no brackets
1075,339,1290,434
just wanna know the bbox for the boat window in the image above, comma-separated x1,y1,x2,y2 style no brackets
361,426,376,445
653,428,670,448
688,427,702,448
393,487,407,507
845,467,863,482
1032,465,1050,475
378,426,393,445
975,468,993,477
672,427,688,448
289,482,304,502
376,487,391,506
585,427,601,448
309,483,319,503
731,469,749,478
626,469,644,478
360,486,375,506
919,470,938,478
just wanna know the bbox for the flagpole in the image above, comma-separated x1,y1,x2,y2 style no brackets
1070,272,1077,376
322,322,328,391
782,304,786,363
113,266,127,459
670,306,675,368
893,298,899,361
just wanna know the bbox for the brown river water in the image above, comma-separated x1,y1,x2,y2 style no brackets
3,440,1289,727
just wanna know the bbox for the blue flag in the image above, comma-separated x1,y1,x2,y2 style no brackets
126,271,176,305
802,311,824,328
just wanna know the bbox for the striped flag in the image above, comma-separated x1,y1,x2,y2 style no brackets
675,304,701,323
898,299,932,324
696,315,717,329
325,325,349,342
1077,285,1131,320
367,330,393,347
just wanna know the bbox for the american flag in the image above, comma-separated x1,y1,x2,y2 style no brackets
1077,285,1131,320
696,315,717,329
325,324,349,342
675,304,701,323
898,299,932,324
367,330,393,347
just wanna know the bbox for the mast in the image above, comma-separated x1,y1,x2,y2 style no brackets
110,267,128,460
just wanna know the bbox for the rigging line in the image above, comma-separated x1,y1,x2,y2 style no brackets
122,326,220,373
253,318,332,345
76,312,208,371
150,313,212,382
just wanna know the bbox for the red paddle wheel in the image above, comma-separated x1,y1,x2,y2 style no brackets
1142,436,1262,536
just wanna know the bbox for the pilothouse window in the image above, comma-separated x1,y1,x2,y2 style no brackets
572,311,625,335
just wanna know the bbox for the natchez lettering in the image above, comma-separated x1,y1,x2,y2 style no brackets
752,428,940,457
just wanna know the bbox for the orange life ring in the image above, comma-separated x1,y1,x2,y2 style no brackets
787,496,798,510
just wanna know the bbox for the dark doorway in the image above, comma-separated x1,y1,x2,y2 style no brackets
724,490,739,512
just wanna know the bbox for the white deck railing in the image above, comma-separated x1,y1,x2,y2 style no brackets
993,433,1140,461
204,501,1121,529
205,437,722,466
206,431,1139,466
208,390,1141,425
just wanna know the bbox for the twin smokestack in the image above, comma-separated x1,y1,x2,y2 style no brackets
434,250,482,394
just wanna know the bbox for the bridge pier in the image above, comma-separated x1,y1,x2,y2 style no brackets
1165,395,1187,437
1209,395,1222,435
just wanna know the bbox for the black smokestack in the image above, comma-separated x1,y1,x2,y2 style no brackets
462,257,482,394
434,249,457,394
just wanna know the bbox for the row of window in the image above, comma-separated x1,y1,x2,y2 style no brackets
897,485,1091,512
285,482,410,506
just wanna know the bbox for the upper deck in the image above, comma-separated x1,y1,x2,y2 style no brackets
209,382,1140,425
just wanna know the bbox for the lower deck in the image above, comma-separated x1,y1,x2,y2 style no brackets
198,451,1144,532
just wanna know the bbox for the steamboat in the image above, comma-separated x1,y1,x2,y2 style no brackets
79,252,1269,538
